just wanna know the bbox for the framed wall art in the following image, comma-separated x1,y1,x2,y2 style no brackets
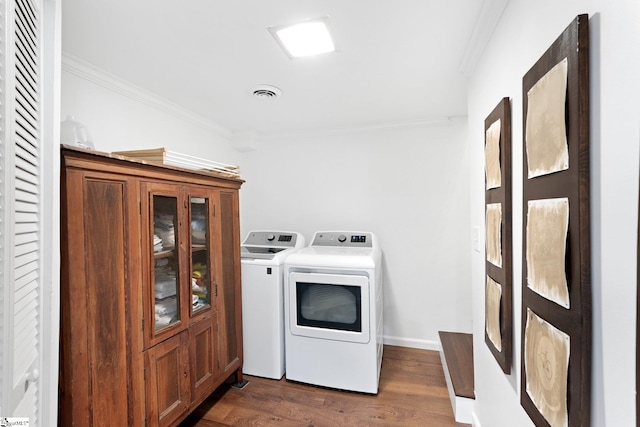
484,97,512,374
520,14,591,427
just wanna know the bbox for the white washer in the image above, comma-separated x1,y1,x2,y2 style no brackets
241,231,306,379
284,231,383,394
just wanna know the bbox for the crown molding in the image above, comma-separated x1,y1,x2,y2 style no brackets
61,52,232,139
459,0,510,77
62,52,467,147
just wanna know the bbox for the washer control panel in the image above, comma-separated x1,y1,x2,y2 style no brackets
243,231,299,247
312,232,373,247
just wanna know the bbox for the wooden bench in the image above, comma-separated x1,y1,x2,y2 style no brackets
438,331,474,423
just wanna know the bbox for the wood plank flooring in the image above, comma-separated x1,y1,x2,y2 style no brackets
180,345,471,427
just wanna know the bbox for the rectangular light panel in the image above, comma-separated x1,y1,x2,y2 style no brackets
269,17,335,58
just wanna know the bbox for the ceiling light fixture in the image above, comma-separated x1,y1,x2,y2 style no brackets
268,16,335,59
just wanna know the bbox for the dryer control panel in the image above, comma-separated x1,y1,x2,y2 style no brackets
311,232,373,248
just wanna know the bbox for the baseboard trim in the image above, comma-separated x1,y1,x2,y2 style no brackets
382,335,440,351
471,411,482,427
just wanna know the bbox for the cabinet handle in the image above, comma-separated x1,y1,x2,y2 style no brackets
183,371,188,378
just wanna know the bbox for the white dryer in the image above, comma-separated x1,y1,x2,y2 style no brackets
241,231,306,379
284,231,383,394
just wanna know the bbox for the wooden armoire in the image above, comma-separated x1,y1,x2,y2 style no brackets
59,145,244,426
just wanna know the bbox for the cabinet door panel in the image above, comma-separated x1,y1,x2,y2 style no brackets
84,178,130,425
216,191,243,375
60,170,141,426
190,316,216,404
145,332,191,427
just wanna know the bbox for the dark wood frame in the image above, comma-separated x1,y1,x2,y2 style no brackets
520,14,591,427
484,97,512,374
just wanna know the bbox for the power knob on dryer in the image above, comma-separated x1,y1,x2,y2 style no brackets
267,233,276,241
338,234,347,243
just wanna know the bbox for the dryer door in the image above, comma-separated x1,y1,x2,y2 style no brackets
288,272,370,343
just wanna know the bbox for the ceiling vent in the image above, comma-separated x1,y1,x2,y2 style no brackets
252,85,282,99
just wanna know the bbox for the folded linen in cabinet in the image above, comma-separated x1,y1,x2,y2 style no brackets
154,273,176,296
191,229,206,244
154,214,174,230
155,295,178,327
153,234,164,252
155,288,176,299
155,313,177,327
155,296,177,316
154,215,176,248
154,228,175,248
155,277,176,290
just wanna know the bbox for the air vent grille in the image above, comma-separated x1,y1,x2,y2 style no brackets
252,85,282,99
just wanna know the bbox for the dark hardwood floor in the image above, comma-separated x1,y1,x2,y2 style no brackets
180,345,471,427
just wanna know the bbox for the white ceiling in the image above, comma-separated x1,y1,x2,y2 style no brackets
61,1,493,137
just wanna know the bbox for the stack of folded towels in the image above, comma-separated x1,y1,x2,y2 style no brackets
153,234,163,252
155,259,178,328
154,213,175,249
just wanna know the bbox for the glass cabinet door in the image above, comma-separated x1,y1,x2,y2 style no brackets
189,195,212,316
153,194,181,331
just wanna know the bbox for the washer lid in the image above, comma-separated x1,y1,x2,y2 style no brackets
241,246,286,260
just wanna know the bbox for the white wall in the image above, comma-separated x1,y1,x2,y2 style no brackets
468,1,640,426
240,123,472,348
61,64,474,348
60,65,242,165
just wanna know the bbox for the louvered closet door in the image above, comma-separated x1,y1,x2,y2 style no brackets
1,0,44,420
